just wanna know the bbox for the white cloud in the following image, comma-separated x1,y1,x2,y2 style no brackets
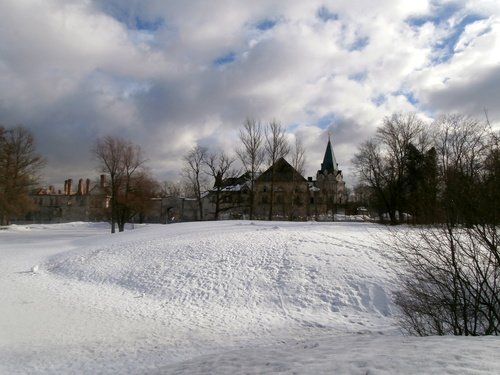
0,0,499,188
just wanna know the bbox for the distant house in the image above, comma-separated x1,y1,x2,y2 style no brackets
203,137,347,221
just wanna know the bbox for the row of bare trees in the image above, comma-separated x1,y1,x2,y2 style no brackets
182,118,305,221
354,112,499,336
352,112,495,225
0,126,44,225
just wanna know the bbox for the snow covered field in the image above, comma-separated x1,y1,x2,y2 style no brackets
1,221,499,374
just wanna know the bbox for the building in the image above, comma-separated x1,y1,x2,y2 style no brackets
24,137,346,223
26,176,110,223
309,136,347,219
203,137,347,220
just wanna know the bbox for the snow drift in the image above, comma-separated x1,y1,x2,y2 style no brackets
1,221,499,374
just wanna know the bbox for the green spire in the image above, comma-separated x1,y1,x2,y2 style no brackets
320,135,338,174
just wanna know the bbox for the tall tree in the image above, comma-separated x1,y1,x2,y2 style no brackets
352,139,389,221
0,126,45,225
353,113,426,224
182,145,208,220
264,120,290,220
124,170,159,224
289,136,306,219
433,114,489,226
205,151,237,220
94,136,148,233
291,136,306,176
236,118,265,219
404,144,438,224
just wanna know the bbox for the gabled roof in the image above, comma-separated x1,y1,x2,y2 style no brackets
256,157,307,183
319,137,338,174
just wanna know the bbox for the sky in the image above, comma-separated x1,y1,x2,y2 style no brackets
0,0,499,188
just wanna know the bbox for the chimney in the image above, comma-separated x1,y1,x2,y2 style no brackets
64,180,68,195
86,179,91,195
67,179,73,195
100,174,106,188
78,179,84,195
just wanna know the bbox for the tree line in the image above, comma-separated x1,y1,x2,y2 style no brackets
352,112,498,226
0,117,304,228
355,112,500,336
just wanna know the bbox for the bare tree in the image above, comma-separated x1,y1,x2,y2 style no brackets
353,113,427,224
236,118,265,219
264,120,290,220
0,126,45,225
393,224,500,336
291,136,306,176
182,145,208,220
289,136,306,219
433,114,490,225
94,136,148,233
353,139,389,221
124,170,159,224
205,151,237,220
160,181,183,198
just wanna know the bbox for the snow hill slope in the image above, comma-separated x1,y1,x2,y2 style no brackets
1,221,499,374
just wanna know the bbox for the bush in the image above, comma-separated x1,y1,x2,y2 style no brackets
393,224,500,336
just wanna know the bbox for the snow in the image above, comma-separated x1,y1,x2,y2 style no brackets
0,221,499,374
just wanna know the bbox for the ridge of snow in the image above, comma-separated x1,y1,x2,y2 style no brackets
1,221,499,374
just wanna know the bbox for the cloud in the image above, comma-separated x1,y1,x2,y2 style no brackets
0,0,499,189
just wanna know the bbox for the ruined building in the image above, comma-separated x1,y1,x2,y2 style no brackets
28,176,110,223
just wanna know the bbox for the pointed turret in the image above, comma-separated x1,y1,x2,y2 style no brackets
319,136,338,175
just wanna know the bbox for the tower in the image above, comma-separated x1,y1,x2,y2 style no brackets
313,135,346,217
318,135,338,176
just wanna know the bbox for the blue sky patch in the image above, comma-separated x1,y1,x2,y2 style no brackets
317,113,338,129
256,18,278,31
349,71,367,83
406,2,461,27
214,52,237,66
433,13,486,63
135,16,165,32
349,36,369,52
392,90,418,105
406,4,486,64
371,94,385,107
317,6,339,22
94,2,164,32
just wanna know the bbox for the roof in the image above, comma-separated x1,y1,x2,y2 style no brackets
319,137,338,174
256,157,307,183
